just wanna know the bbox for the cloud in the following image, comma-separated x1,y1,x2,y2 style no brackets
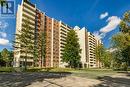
0,21,10,46
93,31,106,40
100,16,121,33
93,16,121,40
0,32,7,38
100,12,108,19
0,21,8,29
0,38,9,46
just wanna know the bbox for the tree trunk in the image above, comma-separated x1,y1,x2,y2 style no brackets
126,61,129,72
41,49,42,68
98,60,100,68
25,50,27,71
6,62,8,67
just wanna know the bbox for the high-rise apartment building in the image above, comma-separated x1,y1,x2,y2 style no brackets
74,26,101,68
14,0,102,68
95,38,102,68
44,16,60,67
14,0,70,68
36,9,45,67
74,26,88,68
59,21,72,67
14,0,36,67
87,32,97,68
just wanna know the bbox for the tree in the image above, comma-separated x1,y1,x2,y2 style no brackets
102,51,111,68
111,33,130,70
95,44,112,68
95,44,105,68
120,11,130,33
62,30,81,68
1,48,9,67
37,31,46,68
120,10,130,69
111,11,130,70
8,51,14,67
0,51,5,66
111,50,123,69
0,49,14,67
0,52,2,61
13,18,36,70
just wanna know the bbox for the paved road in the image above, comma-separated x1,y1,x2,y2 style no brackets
27,76,101,87
0,72,130,87
0,72,71,87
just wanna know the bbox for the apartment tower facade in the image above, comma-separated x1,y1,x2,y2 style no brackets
36,9,45,67
14,0,71,67
59,22,72,67
14,0,102,68
74,26,101,68
44,16,60,67
14,0,36,67
87,32,97,68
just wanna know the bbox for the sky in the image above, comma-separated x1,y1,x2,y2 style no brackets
0,0,130,51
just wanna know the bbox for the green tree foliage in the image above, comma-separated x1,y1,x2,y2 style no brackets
111,11,130,70
102,51,111,68
1,48,9,67
0,52,4,66
13,18,36,70
111,33,130,70
0,49,13,67
95,44,105,68
111,50,122,69
0,51,3,67
120,11,130,33
95,44,112,68
62,30,81,68
8,51,14,66
0,48,14,67
0,52,2,61
111,33,129,49
37,31,46,68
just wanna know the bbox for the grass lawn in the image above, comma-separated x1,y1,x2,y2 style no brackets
0,67,128,79
71,69,118,79
41,68,119,79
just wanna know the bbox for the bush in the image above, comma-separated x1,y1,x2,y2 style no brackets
127,68,130,71
113,68,127,71
26,68,42,72
0,67,14,72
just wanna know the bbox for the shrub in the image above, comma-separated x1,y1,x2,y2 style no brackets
0,67,14,72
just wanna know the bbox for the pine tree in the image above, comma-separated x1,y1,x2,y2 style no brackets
62,30,81,68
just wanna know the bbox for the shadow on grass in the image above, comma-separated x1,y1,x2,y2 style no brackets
0,71,72,87
91,74,130,87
